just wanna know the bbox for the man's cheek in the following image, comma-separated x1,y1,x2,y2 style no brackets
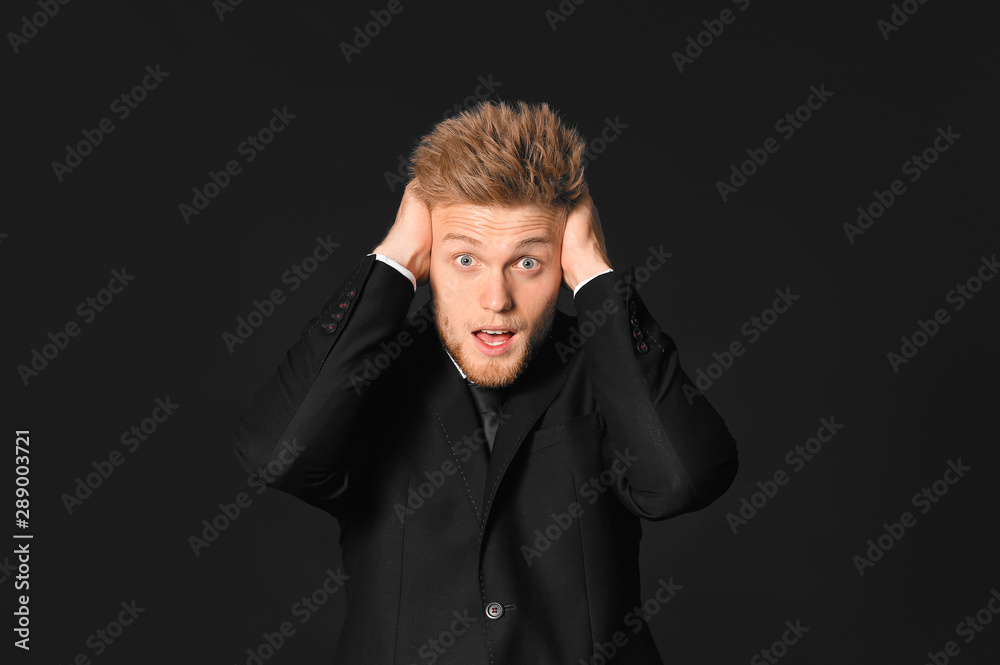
434,274,463,303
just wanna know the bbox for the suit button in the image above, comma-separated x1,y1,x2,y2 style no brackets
346,288,356,299
318,314,337,334
629,300,637,314
485,602,504,620
630,315,639,327
316,314,337,334
338,301,349,309
636,341,649,354
632,327,643,340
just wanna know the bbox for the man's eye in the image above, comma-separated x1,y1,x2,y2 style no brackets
456,254,475,267
518,257,539,270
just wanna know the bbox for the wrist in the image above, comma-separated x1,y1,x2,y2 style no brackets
372,243,421,277
564,254,612,292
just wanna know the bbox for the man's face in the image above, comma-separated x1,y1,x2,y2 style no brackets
429,203,565,388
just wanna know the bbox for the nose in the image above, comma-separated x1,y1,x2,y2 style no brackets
479,267,513,313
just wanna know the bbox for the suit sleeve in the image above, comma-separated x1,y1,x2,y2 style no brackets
232,253,415,513
573,267,739,521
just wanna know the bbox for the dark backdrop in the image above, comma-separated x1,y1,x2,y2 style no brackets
5,0,998,663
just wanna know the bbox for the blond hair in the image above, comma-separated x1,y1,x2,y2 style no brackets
409,100,587,214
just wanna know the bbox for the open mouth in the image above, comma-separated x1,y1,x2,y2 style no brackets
475,330,515,345
471,329,517,355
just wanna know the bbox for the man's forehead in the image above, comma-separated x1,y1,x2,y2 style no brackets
440,231,554,251
433,203,563,245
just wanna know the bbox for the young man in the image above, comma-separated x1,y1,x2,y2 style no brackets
234,100,738,664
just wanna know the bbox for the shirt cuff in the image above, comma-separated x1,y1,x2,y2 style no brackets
368,253,417,292
573,268,614,298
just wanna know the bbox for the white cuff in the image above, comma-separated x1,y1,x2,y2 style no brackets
369,253,417,292
573,268,614,298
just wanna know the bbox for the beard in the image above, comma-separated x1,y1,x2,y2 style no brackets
433,299,558,388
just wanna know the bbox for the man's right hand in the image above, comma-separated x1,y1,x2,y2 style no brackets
372,179,433,286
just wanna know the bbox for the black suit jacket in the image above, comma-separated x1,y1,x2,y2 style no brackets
234,253,738,664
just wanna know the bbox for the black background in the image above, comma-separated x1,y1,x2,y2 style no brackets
5,0,998,663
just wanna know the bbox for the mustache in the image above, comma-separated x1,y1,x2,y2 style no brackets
468,319,525,332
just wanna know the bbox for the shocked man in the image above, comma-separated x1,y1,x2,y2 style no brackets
234,100,738,664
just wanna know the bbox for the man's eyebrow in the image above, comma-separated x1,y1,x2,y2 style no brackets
440,233,485,248
441,233,554,251
513,236,554,250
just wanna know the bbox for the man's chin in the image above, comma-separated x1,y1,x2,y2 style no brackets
458,344,527,388
436,305,557,388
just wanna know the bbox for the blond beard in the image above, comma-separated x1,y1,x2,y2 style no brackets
434,301,557,388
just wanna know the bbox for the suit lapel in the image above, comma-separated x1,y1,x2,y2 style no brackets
418,325,490,525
